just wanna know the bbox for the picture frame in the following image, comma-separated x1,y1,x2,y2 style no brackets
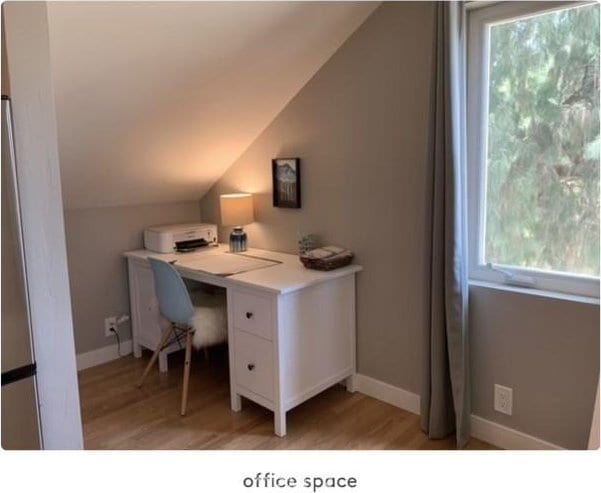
272,158,301,208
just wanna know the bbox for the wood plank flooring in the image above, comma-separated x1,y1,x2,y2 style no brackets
78,346,496,450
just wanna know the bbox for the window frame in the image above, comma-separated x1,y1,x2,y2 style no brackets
466,1,600,299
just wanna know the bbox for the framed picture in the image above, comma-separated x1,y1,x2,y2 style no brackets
272,158,301,208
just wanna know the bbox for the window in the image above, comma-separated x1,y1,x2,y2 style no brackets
467,1,600,298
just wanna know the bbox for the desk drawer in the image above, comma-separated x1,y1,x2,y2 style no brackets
231,290,273,340
233,330,274,401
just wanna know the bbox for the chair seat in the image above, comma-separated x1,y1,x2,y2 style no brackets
189,290,227,349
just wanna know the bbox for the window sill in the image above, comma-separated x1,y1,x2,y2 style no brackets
468,280,600,306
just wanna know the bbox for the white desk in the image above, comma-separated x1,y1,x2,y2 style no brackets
123,245,362,436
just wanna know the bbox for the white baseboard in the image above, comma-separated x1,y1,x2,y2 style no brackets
354,373,421,415
470,415,563,450
76,340,133,371
354,373,564,450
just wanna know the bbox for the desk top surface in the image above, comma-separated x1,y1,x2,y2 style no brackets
124,244,362,295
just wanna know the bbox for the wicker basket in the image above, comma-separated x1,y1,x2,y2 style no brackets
299,251,354,271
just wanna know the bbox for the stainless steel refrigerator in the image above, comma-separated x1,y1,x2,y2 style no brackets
1,95,42,449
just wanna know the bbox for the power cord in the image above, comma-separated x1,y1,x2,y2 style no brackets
109,314,130,357
109,327,123,356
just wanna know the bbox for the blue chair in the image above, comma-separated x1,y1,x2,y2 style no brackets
137,258,226,415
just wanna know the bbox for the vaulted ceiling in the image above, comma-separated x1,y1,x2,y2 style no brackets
47,1,378,210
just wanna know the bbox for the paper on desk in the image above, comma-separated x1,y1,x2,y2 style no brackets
178,253,279,276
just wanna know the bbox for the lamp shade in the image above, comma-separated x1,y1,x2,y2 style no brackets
220,193,254,226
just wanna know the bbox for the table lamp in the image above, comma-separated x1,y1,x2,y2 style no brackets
220,193,254,252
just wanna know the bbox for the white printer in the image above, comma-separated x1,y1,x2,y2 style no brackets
144,223,218,253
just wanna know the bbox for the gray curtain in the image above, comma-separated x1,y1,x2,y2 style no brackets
420,1,470,449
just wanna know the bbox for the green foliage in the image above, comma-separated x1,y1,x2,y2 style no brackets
486,3,600,276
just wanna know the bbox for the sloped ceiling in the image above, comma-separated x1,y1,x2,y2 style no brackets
47,1,378,210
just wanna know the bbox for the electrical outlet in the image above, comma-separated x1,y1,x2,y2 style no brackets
104,316,117,337
494,384,513,415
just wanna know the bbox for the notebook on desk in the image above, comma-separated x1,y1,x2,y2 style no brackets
177,252,280,277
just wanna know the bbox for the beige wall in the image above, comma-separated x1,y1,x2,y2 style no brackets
200,1,599,449
64,202,201,354
47,2,377,210
201,2,437,392
470,285,599,449
1,16,9,96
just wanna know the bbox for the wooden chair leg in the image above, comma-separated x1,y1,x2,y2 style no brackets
138,324,174,388
180,329,194,416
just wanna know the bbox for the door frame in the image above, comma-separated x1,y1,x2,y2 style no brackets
3,2,83,449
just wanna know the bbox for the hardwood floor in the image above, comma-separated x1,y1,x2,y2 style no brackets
78,346,496,450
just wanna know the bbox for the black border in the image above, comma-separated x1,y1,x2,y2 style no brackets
272,157,301,208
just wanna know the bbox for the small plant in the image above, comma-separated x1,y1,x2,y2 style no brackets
298,234,318,255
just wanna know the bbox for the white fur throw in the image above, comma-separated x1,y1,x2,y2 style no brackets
189,290,227,349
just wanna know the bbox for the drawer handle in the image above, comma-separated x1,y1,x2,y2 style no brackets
247,363,255,371
245,312,253,319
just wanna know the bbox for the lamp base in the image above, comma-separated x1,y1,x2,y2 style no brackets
229,226,247,252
